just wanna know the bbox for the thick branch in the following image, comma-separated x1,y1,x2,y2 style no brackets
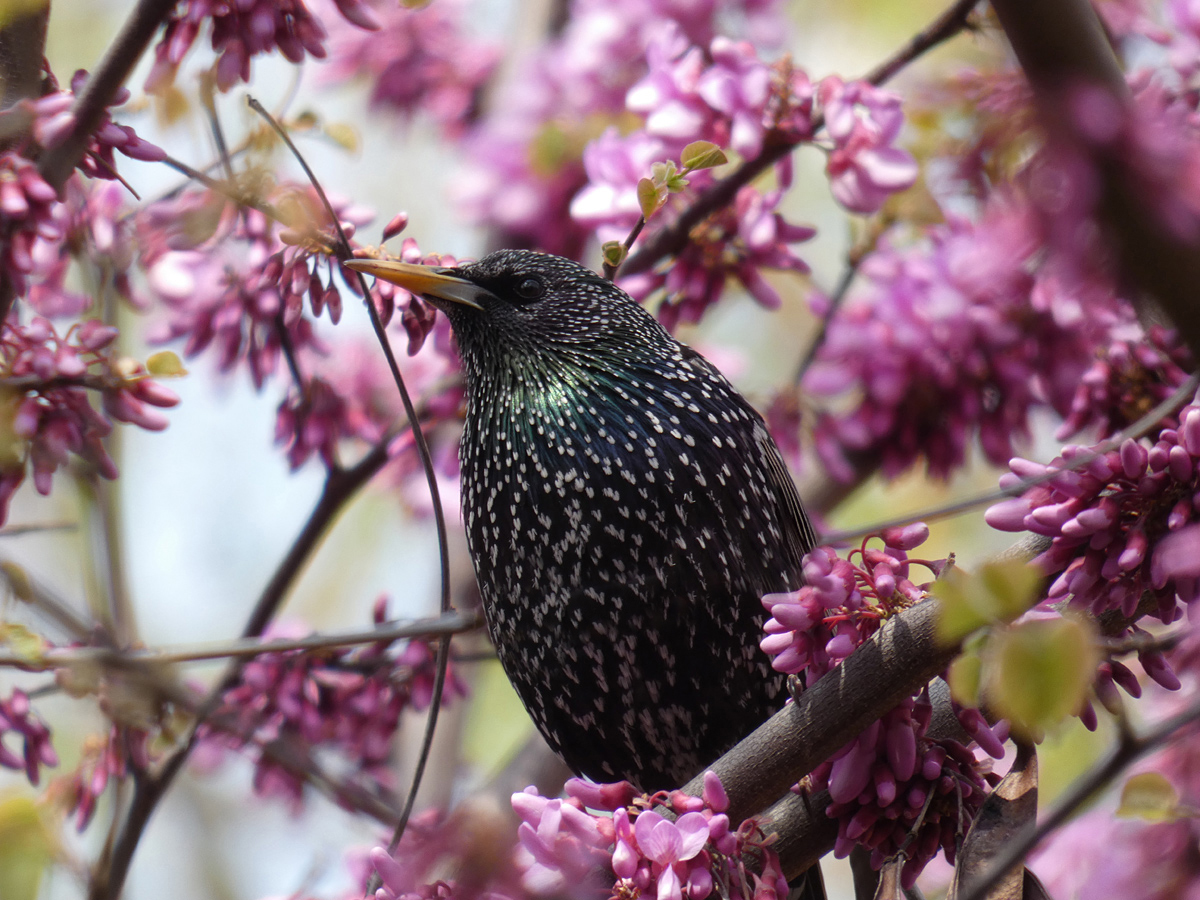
681,599,958,826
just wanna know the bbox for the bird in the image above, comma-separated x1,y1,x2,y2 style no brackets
346,249,818,792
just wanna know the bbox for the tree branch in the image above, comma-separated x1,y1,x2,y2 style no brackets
680,599,958,825
37,0,176,189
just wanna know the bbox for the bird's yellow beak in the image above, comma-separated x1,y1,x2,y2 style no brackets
343,258,486,310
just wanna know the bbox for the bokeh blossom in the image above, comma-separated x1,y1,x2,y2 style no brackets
0,689,57,787
506,771,787,900
321,0,500,137
456,0,789,255
760,525,1003,887
804,197,1129,483
146,0,379,93
817,76,919,215
198,606,467,809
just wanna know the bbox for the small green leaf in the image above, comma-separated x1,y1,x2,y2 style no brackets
1117,772,1180,821
601,241,627,270
324,122,361,153
681,140,728,171
637,177,663,219
934,559,1042,644
0,793,56,900
0,561,32,603
987,616,1098,740
0,623,45,664
947,645,983,707
145,351,188,378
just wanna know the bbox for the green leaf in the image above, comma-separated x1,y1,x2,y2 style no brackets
324,122,361,153
988,616,1098,740
947,645,983,707
934,559,1042,644
146,350,188,378
0,623,45,664
681,140,728,171
601,241,627,270
0,794,55,900
1116,772,1180,821
0,561,33,603
637,177,663,219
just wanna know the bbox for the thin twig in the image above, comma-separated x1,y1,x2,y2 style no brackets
603,215,648,280
91,436,397,900
0,610,483,669
0,521,78,537
244,96,457,895
792,249,864,387
37,0,177,188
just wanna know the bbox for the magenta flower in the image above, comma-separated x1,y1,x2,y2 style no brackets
198,610,467,809
761,527,1003,887
146,0,379,93
633,811,710,900
0,317,179,524
0,689,57,787
817,76,919,214
512,788,612,897
321,0,499,138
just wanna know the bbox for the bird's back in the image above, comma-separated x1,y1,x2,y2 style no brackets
461,336,814,789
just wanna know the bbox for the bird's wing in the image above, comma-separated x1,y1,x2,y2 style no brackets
680,344,819,564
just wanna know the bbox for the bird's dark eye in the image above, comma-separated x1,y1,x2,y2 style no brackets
513,276,545,302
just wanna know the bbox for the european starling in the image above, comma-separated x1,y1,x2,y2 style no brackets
347,250,817,791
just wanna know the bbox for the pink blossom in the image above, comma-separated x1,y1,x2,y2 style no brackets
818,76,919,214
146,0,379,93
320,0,499,138
0,689,57,787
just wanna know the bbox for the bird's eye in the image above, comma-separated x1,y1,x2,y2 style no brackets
514,276,545,301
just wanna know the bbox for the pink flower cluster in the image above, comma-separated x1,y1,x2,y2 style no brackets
0,317,179,525
818,76,920,215
321,0,500,138
456,0,788,255
1056,325,1193,441
986,408,1200,690
0,688,57,786
804,198,1127,482
61,725,151,831
147,0,379,93
511,772,787,900
760,525,1004,886
0,153,61,297
25,69,166,179
141,185,376,387
198,606,467,808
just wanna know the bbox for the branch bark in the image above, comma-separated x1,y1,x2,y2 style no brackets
681,599,958,826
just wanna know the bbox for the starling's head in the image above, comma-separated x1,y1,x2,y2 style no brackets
345,249,673,372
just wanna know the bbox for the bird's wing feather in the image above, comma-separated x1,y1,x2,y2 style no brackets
680,344,819,567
